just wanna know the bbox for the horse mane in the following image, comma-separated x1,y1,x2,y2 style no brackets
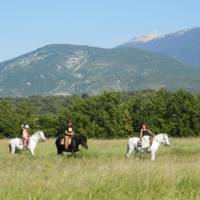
74,134,87,140
31,130,43,137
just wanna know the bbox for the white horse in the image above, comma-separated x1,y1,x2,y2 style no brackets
9,130,46,156
126,133,170,161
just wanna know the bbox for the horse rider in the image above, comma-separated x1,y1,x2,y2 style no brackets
21,124,30,148
140,123,155,146
64,120,74,150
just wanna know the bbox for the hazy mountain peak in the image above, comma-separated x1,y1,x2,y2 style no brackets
120,26,200,68
127,32,161,44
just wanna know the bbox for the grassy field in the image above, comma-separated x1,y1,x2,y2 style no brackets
1,138,200,200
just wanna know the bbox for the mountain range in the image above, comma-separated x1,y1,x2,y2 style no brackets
120,27,200,68
0,27,200,96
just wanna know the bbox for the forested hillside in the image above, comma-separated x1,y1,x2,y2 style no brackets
0,89,200,138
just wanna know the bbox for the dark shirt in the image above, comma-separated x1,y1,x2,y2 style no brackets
141,129,153,136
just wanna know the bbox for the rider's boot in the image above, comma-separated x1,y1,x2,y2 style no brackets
24,143,28,149
23,139,29,149
22,140,26,149
148,138,153,152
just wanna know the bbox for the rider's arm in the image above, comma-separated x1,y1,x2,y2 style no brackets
140,129,143,139
148,129,155,136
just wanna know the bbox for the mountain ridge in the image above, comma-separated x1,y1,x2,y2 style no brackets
0,44,200,96
120,27,200,68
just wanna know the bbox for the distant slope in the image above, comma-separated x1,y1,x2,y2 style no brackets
120,27,200,68
0,44,200,96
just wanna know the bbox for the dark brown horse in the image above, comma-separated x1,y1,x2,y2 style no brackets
55,134,88,156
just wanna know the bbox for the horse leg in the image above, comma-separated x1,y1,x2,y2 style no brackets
56,142,63,155
57,148,63,155
72,152,76,158
10,144,16,154
29,146,35,156
136,147,143,160
151,151,155,161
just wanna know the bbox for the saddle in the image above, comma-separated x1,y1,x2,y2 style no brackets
137,140,142,148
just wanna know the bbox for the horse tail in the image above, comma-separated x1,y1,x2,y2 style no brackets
126,143,129,154
126,138,132,154
8,143,11,153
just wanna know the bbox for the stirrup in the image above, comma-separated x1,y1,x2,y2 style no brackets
137,141,142,148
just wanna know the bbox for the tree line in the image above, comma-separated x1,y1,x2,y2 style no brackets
0,89,200,138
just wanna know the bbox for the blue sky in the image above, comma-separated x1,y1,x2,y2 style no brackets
0,0,200,62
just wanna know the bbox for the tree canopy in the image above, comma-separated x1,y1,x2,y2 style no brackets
0,90,200,138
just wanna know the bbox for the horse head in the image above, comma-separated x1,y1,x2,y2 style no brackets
37,131,46,142
154,133,170,146
161,134,170,146
78,135,88,149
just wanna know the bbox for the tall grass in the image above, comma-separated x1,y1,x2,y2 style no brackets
0,138,200,199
